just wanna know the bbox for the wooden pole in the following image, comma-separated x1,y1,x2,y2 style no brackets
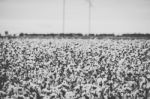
88,0,91,34
63,0,66,33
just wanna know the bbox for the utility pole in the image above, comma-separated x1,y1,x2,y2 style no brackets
88,0,91,34
86,0,92,34
63,0,66,33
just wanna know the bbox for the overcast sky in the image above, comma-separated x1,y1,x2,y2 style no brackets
0,0,150,34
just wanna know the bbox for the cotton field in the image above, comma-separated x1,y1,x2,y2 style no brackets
1,38,150,99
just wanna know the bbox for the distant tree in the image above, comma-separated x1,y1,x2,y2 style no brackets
76,33,83,37
5,31,8,36
19,33,24,37
13,34,16,38
59,33,65,38
88,34,95,37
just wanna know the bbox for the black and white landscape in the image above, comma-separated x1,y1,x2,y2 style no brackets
1,0,150,99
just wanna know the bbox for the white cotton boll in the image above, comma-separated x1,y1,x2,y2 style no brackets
97,78,102,84
147,74,150,79
146,81,150,89
43,96,50,99
65,91,75,99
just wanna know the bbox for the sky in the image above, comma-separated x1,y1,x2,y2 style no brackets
0,0,150,35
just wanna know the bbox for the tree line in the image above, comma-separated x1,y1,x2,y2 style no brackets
1,31,150,39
